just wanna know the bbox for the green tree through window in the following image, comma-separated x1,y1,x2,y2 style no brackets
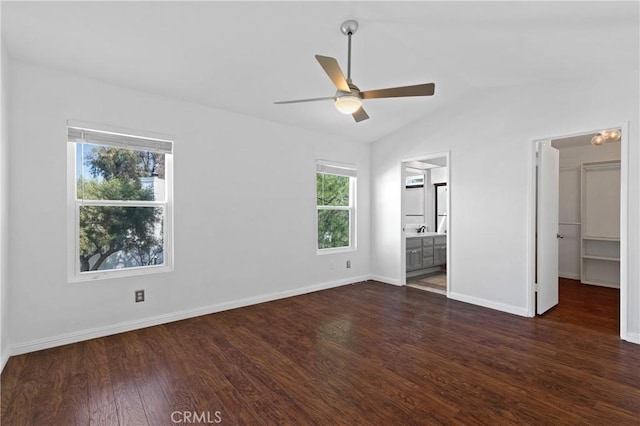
316,166,355,250
77,144,166,272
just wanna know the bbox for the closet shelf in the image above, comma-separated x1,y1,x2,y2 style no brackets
582,255,620,262
582,236,620,242
580,160,621,288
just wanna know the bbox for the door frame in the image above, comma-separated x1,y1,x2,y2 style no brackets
400,151,450,294
527,123,629,340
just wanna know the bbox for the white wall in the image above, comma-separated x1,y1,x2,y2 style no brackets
7,60,370,353
430,167,447,184
555,143,621,280
4,52,639,361
371,69,640,341
0,39,10,368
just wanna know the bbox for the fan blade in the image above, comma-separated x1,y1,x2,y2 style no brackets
352,107,369,122
361,83,435,99
315,55,351,92
274,96,334,105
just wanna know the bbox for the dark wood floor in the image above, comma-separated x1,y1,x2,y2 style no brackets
2,279,638,425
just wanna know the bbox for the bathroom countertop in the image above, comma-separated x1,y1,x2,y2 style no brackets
405,232,445,238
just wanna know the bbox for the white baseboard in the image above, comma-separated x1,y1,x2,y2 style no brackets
581,280,620,289
0,347,8,372
623,331,640,344
559,272,580,280
10,275,370,356
370,274,402,286
448,292,529,317
9,275,633,357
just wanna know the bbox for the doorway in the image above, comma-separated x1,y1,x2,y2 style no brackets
400,153,450,295
530,125,628,339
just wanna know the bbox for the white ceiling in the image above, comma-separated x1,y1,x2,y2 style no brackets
552,133,598,149
2,1,638,143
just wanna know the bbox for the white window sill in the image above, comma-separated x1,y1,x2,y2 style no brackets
316,247,356,255
69,264,173,283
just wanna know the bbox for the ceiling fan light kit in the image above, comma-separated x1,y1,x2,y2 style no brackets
335,93,362,114
274,20,435,122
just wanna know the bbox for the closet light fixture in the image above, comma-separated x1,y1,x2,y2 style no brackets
591,129,621,146
603,129,621,141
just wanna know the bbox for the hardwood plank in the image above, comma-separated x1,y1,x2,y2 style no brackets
84,338,119,425
221,315,369,424
2,280,638,425
118,327,186,426
242,300,461,423
1,351,56,425
171,317,270,425
0,356,27,413
53,343,91,425
197,326,305,424
0,353,28,415
105,333,149,426
226,323,453,424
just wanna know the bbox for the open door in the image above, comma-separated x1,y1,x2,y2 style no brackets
537,141,560,314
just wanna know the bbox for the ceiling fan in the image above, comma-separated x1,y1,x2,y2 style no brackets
274,20,435,122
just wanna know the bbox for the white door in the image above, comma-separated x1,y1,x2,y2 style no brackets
537,141,560,314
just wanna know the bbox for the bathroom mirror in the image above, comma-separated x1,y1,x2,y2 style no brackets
435,183,447,233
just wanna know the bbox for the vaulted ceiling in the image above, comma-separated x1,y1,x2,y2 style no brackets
2,1,638,143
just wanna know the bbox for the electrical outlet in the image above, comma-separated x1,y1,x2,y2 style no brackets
135,289,145,303
346,260,351,268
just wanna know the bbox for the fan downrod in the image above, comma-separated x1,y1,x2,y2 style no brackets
340,20,358,80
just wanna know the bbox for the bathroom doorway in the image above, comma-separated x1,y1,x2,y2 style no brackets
401,152,450,295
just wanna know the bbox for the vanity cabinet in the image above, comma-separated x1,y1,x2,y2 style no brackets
406,235,447,272
406,248,423,271
433,236,446,266
406,237,423,271
422,237,434,268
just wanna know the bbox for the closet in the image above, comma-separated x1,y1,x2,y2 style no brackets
554,133,621,288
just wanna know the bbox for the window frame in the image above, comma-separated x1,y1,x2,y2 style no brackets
316,160,357,254
66,121,174,282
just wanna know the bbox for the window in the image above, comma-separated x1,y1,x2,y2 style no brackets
316,161,356,251
67,123,173,281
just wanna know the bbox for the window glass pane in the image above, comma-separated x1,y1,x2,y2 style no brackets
317,210,350,249
77,143,166,201
317,173,350,207
79,206,164,272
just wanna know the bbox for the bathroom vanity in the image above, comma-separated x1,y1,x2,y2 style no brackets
406,233,446,274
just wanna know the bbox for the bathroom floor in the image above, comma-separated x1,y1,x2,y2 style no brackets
407,271,447,294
